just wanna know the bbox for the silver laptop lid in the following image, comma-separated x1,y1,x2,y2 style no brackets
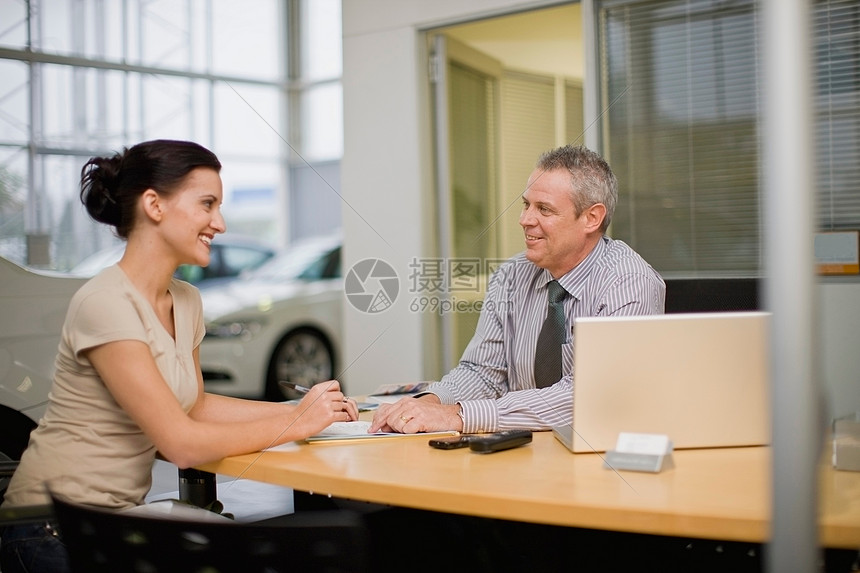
564,311,770,453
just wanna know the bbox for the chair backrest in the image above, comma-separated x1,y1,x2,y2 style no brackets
51,494,369,573
0,460,18,505
664,278,760,313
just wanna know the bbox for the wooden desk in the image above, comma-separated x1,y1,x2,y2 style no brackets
198,431,860,549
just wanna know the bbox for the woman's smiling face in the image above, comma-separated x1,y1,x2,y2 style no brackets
158,167,226,268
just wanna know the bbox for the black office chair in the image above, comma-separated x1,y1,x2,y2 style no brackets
0,459,18,504
664,278,760,313
50,493,369,573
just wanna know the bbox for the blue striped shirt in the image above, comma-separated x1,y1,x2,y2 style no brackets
428,236,665,433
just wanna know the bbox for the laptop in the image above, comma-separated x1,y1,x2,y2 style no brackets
552,311,771,453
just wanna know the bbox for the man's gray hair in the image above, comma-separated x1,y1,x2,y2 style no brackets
535,145,618,233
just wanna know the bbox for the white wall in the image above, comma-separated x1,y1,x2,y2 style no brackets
339,24,427,395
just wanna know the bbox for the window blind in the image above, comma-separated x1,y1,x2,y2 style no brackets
814,0,860,231
500,70,557,257
600,0,860,276
600,0,762,277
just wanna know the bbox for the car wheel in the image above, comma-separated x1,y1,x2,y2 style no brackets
265,328,335,401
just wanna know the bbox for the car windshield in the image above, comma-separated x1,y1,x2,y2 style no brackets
246,239,338,282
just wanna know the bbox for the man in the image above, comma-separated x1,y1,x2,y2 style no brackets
369,144,665,434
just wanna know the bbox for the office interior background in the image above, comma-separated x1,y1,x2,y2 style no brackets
0,0,858,415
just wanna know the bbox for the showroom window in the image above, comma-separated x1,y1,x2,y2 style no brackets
0,0,342,269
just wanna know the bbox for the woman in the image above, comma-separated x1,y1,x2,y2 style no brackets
0,140,357,573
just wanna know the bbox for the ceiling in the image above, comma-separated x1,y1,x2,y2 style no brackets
440,3,583,79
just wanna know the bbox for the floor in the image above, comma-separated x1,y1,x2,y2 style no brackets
146,459,295,522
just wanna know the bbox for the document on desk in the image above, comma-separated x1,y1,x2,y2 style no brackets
370,382,432,395
305,420,458,443
365,382,433,405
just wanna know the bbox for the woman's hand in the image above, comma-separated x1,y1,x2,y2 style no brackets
290,380,359,437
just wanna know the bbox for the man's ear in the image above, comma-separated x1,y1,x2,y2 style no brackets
583,203,607,233
141,189,163,222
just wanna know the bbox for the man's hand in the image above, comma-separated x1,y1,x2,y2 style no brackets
369,393,463,434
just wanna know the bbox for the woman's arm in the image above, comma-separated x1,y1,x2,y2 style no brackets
191,391,292,422
86,340,357,468
188,349,351,423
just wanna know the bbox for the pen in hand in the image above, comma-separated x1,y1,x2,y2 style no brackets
279,380,359,421
279,381,311,394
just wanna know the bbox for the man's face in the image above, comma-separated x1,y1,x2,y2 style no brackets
518,168,596,278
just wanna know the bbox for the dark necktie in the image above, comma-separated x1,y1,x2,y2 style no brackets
534,280,567,388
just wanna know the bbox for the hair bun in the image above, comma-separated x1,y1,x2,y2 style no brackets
80,152,125,227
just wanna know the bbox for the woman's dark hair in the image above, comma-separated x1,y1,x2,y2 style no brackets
80,139,222,238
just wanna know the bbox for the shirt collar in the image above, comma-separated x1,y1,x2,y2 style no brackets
537,236,608,301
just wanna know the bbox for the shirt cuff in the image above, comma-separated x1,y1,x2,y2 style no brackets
424,386,458,405
457,399,499,433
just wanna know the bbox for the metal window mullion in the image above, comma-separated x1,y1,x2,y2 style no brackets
0,46,294,89
282,0,303,245
205,0,214,150
137,0,145,137
26,0,45,237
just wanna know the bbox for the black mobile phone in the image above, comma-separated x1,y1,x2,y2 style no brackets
468,430,532,454
428,435,472,450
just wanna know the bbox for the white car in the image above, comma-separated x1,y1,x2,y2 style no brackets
199,234,343,401
0,257,86,462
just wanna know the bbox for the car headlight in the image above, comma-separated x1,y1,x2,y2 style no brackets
204,319,266,340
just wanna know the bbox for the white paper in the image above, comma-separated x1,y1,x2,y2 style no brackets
305,420,458,443
315,420,377,436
